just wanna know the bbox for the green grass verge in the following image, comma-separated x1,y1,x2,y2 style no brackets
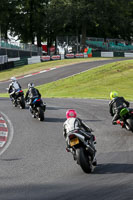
0,57,111,81
1,59,133,100
35,59,133,100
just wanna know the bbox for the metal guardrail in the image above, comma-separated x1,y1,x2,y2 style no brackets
0,40,42,53
14,58,28,67
0,55,8,64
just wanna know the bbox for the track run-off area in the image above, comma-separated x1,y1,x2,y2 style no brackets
0,58,133,200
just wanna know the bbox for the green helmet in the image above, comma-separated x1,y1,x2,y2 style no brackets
110,91,118,100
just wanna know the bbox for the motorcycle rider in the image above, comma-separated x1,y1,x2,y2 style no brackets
8,77,22,102
25,83,46,115
63,109,97,165
109,91,130,126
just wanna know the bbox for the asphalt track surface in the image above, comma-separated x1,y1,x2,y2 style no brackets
0,58,133,200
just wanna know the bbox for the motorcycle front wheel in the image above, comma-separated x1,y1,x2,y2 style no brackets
20,96,25,109
76,147,93,173
12,99,17,107
38,107,44,121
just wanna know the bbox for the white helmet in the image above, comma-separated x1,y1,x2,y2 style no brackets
11,77,17,82
28,83,34,89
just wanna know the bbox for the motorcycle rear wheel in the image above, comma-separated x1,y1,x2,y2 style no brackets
76,147,93,173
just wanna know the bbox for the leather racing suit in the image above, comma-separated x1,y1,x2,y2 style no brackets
109,96,130,124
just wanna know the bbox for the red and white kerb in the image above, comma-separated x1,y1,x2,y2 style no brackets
0,115,8,148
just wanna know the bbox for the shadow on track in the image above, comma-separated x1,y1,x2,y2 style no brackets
94,163,133,174
46,106,70,111
0,158,22,161
44,117,66,123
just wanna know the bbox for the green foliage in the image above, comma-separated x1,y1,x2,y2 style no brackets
0,0,133,45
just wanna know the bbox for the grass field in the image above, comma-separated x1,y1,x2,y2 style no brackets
36,59,133,100
0,58,133,100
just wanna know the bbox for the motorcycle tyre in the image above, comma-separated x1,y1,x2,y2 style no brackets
20,96,25,109
12,99,17,107
76,147,93,173
126,119,133,132
38,107,44,121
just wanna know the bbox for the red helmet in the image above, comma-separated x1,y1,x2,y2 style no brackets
66,109,77,119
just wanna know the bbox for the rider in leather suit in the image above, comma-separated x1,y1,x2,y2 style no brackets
109,91,130,125
25,83,41,104
63,109,97,164
8,77,22,101
25,83,46,115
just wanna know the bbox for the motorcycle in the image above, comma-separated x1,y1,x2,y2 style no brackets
29,98,46,121
7,88,25,109
66,130,97,173
117,107,133,131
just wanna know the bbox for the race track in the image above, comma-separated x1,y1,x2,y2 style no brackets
0,58,130,93
0,58,133,200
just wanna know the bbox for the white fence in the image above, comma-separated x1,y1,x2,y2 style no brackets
124,53,133,57
0,55,8,64
28,56,41,64
101,52,113,57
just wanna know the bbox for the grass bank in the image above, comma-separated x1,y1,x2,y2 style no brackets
1,59,133,100
35,59,133,100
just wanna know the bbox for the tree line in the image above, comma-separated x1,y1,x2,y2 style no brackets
0,0,133,48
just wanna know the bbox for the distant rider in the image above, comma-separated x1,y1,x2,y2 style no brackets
63,109,97,164
8,77,22,101
109,91,130,126
25,83,46,113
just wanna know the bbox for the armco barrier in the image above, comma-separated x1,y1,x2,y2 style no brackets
50,55,61,60
65,54,75,59
92,51,101,57
1,52,133,72
114,52,124,57
14,58,28,67
40,55,61,62
0,61,14,71
124,53,133,57
8,57,20,62
101,52,113,57
28,56,40,64
75,53,84,58
40,56,51,62
0,55,8,64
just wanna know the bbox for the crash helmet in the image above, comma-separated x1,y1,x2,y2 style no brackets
66,109,77,119
110,91,118,100
28,83,34,89
11,77,17,82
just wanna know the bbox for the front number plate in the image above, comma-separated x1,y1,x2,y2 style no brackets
70,138,79,147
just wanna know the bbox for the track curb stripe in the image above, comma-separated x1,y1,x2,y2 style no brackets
0,67,60,83
0,114,8,148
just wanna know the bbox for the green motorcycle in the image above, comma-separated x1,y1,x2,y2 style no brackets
118,107,133,131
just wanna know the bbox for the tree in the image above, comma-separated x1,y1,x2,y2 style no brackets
0,0,133,48
0,0,18,40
